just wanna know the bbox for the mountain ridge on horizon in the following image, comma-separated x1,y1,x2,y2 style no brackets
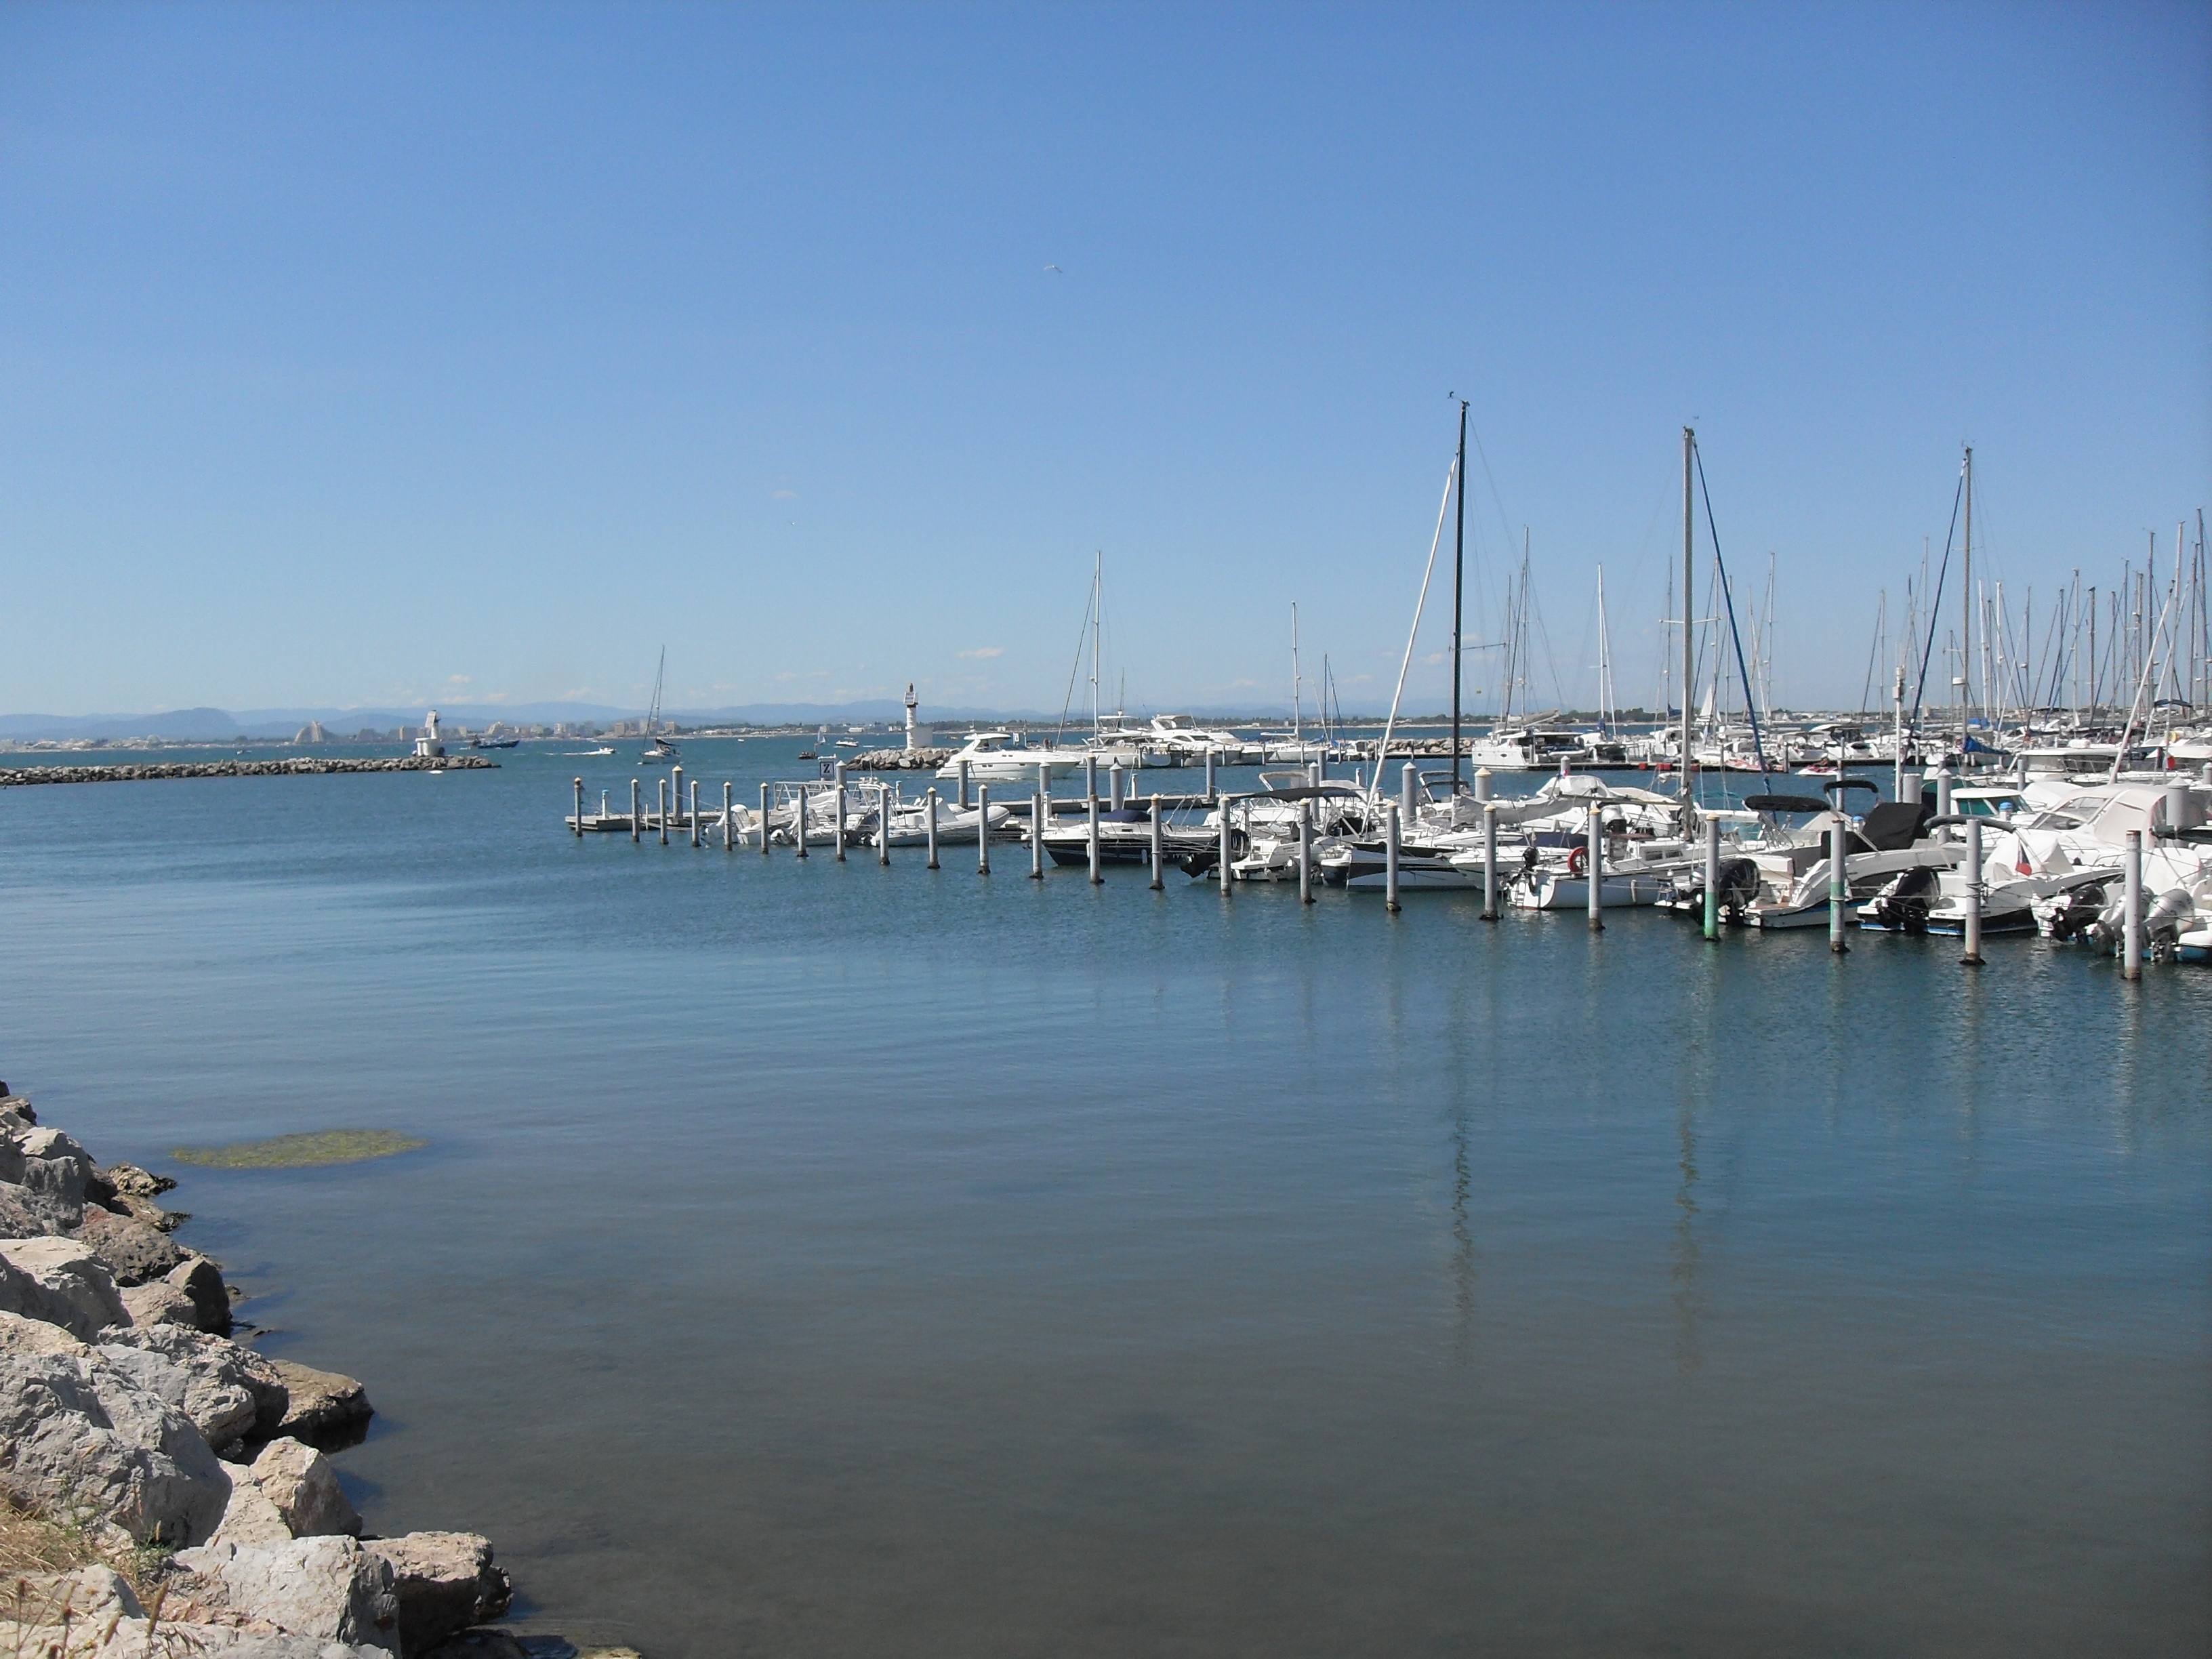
0,697,1492,742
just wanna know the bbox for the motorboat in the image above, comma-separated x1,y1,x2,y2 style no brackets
935,731,1092,784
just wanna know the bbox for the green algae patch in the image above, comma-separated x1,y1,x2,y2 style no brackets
170,1129,428,1170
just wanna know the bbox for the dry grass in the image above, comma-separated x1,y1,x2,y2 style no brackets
0,1492,104,1581
168,1129,427,1170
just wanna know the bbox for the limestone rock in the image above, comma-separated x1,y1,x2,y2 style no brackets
11,1562,144,1622
363,1533,512,1655
0,1307,91,1355
0,1124,91,1238
121,1277,202,1328
75,1205,187,1285
167,1254,234,1334
252,1437,361,1538
0,1235,132,1338
200,1535,401,1654
103,1324,289,1440
100,1162,178,1200
0,1347,232,1542
212,1475,297,1548
269,1358,373,1443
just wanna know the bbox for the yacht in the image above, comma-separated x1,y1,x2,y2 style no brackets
935,731,1091,784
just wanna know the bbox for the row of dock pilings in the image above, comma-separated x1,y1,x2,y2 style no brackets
573,752,2178,989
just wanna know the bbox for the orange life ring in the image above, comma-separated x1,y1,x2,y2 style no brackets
1568,845,1589,877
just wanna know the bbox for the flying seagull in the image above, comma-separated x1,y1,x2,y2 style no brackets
1044,264,1063,274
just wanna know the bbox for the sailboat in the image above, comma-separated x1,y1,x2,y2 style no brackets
640,647,680,762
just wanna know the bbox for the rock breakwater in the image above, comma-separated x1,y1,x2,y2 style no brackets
841,748,953,771
1,758,497,787
0,1090,628,1658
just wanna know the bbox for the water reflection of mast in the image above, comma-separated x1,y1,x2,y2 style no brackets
1451,1103,1474,1366
1671,1105,1702,1374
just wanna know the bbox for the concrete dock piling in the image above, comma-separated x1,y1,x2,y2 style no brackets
1961,818,1984,966
1481,802,1498,921
1828,813,1848,954
1385,801,1401,914
1298,803,1313,905
2123,830,2142,980
1586,803,1603,932
1702,815,1720,939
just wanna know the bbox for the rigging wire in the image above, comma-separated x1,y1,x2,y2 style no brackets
1692,441,1772,787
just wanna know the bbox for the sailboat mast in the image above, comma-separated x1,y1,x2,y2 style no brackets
1961,445,1973,764
1090,550,1102,731
1595,565,1613,734
1452,400,1468,793
1681,428,1695,802
1291,603,1303,739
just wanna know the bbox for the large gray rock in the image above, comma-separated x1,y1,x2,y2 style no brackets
121,1277,203,1328
192,1536,401,1654
269,1359,373,1443
0,1348,231,1542
99,1163,177,1201
167,1254,234,1334
0,1124,94,1228
103,1324,289,1442
251,1437,361,1538
362,1533,512,1656
0,1308,90,1356
0,1235,132,1338
75,1205,187,1285
212,1473,298,1547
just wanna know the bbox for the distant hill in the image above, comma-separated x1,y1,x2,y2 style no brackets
0,696,1539,743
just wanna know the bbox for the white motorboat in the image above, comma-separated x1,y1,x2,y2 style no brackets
934,731,1090,784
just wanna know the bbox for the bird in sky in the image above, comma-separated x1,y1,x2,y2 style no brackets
1044,264,1063,274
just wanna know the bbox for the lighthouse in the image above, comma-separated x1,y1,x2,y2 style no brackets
904,684,920,753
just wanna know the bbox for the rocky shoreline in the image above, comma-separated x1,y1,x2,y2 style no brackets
0,1091,629,1658
1,758,497,787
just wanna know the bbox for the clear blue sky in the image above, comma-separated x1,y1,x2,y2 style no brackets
4,2,2207,720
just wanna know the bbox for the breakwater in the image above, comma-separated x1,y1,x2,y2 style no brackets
1,757,496,787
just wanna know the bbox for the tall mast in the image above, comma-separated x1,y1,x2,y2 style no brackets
1291,603,1303,739
1960,445,1973,763
1090,550,1102,731
1595,565,1613,733
1452,400,1468,792
1681,427,1695,801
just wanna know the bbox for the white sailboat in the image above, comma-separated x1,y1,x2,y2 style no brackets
640,648,680,762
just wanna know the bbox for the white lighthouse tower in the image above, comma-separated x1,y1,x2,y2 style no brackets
903,684,920,753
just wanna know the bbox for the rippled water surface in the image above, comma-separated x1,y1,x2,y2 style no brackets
2,743,2205,1657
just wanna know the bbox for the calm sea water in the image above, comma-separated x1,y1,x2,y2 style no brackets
1,743,2205,1657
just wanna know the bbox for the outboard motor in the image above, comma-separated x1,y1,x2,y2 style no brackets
1714,857,1761,920
1868,864,1940,933
2043,882,2106,943
2148,886,2193,960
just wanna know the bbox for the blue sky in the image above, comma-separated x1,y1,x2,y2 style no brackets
3,2,2206,719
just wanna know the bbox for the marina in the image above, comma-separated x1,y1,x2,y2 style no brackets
3,742,2205,1658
